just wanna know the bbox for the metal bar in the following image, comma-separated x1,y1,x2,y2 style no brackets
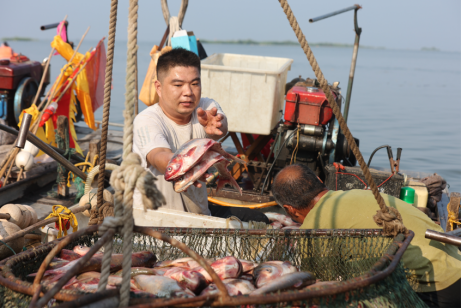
95,120,124,128
0,123,84,162
0,123,86,179
40,21,68,31
343,7,362,123
425,229,461,247
309,5,361,23
15,113,32,149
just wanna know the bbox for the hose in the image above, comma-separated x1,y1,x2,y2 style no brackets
366,145,391,168
84,163,120,194
260,128,299,195
208,197,277,209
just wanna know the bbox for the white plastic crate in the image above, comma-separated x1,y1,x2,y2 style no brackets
201,53,293,135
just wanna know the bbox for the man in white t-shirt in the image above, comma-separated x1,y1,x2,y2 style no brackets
133,48,270,224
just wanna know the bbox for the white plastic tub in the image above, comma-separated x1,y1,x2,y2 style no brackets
201,53,293,135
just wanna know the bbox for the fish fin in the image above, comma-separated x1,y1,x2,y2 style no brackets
47,272,66,282
214,161,243,195
216,176,242,195
184,147,197,158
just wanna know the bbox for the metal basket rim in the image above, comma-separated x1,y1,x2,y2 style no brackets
0,226,413,305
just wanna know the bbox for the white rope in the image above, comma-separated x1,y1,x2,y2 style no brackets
167,16,180,47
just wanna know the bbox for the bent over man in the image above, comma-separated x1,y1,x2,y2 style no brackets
133,48,268,224
272,164,460,308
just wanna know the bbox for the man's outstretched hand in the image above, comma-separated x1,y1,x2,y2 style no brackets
197,107,224,136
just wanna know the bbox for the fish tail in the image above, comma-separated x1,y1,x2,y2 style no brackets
216,176,242,195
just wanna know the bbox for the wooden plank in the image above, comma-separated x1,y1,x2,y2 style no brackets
0,171,57,206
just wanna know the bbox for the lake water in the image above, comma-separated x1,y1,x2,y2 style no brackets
8,40,461,192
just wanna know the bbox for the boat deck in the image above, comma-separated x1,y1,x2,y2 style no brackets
0,126,123,209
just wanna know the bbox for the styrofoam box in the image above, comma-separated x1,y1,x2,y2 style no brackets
201,53,293,135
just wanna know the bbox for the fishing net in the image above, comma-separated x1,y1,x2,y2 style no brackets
0,228,426,307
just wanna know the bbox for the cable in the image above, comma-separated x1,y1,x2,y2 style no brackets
261,127,299,195
366,145,391,168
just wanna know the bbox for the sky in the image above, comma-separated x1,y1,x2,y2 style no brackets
1,0,460,52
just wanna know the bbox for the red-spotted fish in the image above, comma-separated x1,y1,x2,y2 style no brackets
173,151,242,195
164,138,245,181
163,267,208,294
253,261,298,288
250,272,315,295
59,249,82,261
193,256,242,283
28,251,157,282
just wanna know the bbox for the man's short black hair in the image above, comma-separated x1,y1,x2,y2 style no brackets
157,48,200,81
272,164,326,209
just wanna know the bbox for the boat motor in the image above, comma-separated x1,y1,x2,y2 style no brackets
274,79,359,179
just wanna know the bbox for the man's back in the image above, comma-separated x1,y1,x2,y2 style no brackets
300,189,461,293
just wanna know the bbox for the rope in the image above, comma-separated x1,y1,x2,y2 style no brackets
96,0,118,211
161,0,189,27
123,0,138,161
278,0,407,236
97,153,165,306
167,17,180,47
41,205,78,238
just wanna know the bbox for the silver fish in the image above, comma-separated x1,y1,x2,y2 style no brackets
199,279,255,297
253,261,298,288
250,272,316,295
133,275,195,298
264,212,300,227
239,260,259,274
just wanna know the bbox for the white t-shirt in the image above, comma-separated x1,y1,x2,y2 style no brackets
132,97,227,215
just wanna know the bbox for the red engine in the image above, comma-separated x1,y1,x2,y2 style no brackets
284,85,334,126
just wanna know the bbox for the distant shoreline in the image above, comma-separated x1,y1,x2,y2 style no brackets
1,37,37,42
200,39,385,49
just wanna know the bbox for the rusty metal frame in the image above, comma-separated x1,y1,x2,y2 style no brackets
0,227,412,307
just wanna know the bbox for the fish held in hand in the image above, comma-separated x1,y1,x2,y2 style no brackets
163,267,208,294
253,261,298,288
133,275,195,298
173,151,242,195
250,272,316,295
165,138,245,181
194,256,242,282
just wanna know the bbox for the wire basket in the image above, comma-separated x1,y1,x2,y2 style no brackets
0,227,426,307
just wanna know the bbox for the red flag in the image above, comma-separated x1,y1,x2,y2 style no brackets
85,39,106,112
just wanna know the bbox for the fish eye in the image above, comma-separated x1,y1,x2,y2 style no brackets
167,167,172,171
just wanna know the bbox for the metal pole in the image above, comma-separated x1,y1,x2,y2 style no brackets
309,5,360,23
425,229,461,247
14,113,32,149
343,7,362,123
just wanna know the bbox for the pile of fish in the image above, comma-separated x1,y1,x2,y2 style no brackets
264,212,302,229
28,245,317,299
165,138,246,195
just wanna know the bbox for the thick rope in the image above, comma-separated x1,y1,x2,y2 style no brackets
97,153,165,306
97,0,118,210
161,0,189,27
123,0,138,160
278,0,407,236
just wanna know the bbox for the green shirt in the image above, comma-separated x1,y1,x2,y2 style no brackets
300,190,461,292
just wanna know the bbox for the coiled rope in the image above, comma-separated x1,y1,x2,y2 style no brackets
96,0,118,210
278,0,407,236
97,153,165,306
